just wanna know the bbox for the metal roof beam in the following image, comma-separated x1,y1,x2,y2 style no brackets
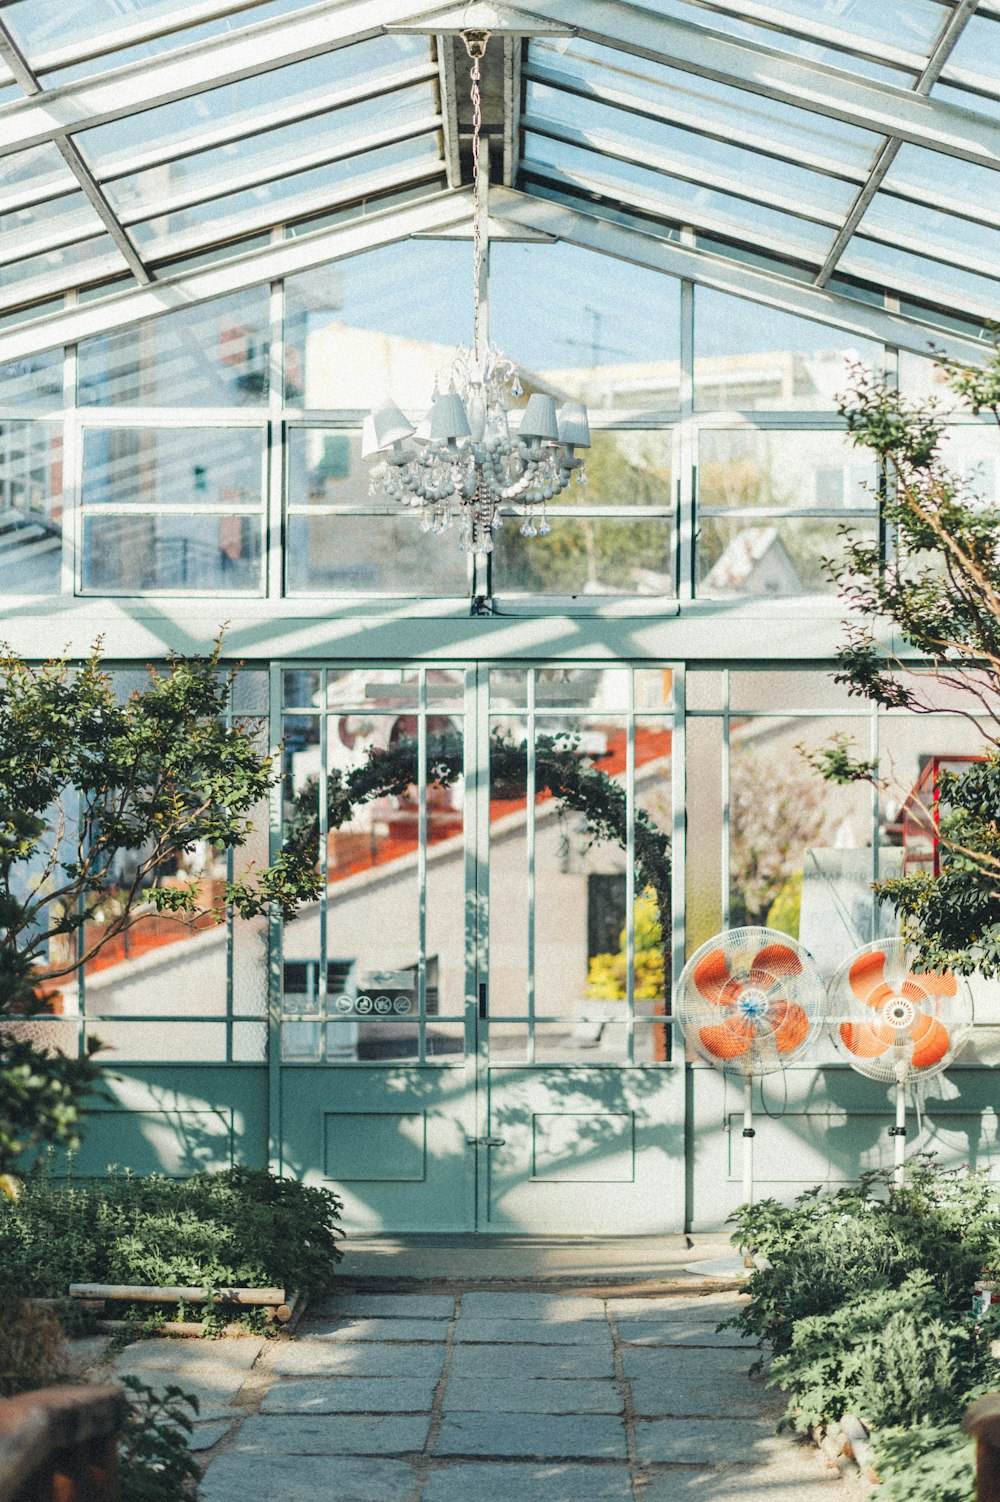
503,36,523,185
525,0,1000,171
815,0,982,288
0,17,151,285
25,0,282,75
0,187,472,363
489,185,991,363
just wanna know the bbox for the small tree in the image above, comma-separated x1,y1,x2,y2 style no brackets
810,346,1000,975
0,641,320,1192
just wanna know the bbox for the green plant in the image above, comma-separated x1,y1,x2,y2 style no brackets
0,1166,343,1301
118,1376,200,1502
871,1423,976,1502
586,888,665,1000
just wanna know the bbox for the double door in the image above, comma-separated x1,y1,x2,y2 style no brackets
276,663,683,1233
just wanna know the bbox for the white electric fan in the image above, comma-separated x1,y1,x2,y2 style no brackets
829,937,973,1184
678,927,826,1275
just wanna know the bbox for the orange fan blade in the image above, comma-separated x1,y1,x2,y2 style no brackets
693,948,731,1005
770,999,810,1054
849,950,892,1007
909,1015,950,1070
749,944,803,986
902,967,958,1002
839,1020,894,1058
699,1019,754,1059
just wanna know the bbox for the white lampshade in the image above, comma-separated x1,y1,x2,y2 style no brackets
557,401,591,449
428,391,471,442
362,402,415,457
518,393,559,441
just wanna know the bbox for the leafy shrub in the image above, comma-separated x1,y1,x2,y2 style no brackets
871,1423,976,1502
118,1377,201,1502
0,1166,343,1300
728,1160,1000,1353
770,1273,995,1432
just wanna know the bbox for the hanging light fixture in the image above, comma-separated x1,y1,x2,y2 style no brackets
363,28,590,553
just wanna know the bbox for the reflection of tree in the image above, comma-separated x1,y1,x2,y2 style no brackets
499,433,671,592
730,745,829,927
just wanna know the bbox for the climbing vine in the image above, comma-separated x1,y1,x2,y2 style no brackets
286,730,671,933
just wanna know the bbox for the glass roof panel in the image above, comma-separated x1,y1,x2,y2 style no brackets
526,38,884,178
632,0,926,82
0,142,77,212
931,80,1000,121
939,13,1000,94
522,132,835,263
9,1,314,81
105,82,438,222
838,235,1000,322
128,132,444,263
857,192,1000,279
0,235,127,312
73,34,433,174
881,143,1000,227
525,79,857,220
0,191,105,268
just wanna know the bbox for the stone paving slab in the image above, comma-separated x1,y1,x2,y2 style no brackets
459,1293,606,1321
609,1294,746,1320
454,1318,612,1345
232,1413,430,1455
199,1453,419,1502
621,1344,755,1381
306,1316,449,1343
630,1371,779,1419
422,1461,634,1501
260,1376,439,1414
434,1412,628,1460
449,1343,615,1379
317,1294,455,1319
641,1459,844,1500
187,1419,236,1452
113,1338,264,1372
615,1318,754,1348
265,1340,446,1378
443,1377,622,1414
634,1417,795,1466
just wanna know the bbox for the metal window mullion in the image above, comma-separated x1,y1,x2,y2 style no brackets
267,278,284,600
870,704,879,940
61,341,77,598
526,669,536,1065
677,280,695,602
671,665,685,1062
417,669,428,1064
625,675,635,1065
225,686,235,1063
721,668,731,930
318,689,329,1057
267,660,283,1172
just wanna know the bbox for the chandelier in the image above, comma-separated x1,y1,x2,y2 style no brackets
362,28,591,554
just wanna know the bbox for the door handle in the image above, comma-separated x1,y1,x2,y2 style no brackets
465,1136,506,1147
478,981,487,1019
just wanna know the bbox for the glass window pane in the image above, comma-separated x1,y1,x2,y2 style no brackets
694,288,882,411
522,133,834,263
78,289,270,406
81,513,262,591
0,421,62,594
0,192,104,269
127,134,444,264
0,235,127,311
286,513,469,596
526,38,884,177
82,427,264,506
494,517,674,597
0,143,76,212
699,430,877,511
285,239,471,411
881,144,1000,227
857,193,1000,281
838,236,1000,323
75,35,433,171
0,349,64,411
106,84,438,221
525,81,857,221
941,13,1000,93
698,516,877,598
490,243,680,416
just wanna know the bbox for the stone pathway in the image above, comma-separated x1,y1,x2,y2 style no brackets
111,1290,858,1502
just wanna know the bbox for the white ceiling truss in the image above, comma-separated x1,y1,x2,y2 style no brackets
0,0,995,362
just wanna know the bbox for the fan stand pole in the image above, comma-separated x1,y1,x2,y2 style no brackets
891,1076,907,1186
742,1076,755,1206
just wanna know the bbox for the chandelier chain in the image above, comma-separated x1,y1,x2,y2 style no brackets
470,49,483,363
